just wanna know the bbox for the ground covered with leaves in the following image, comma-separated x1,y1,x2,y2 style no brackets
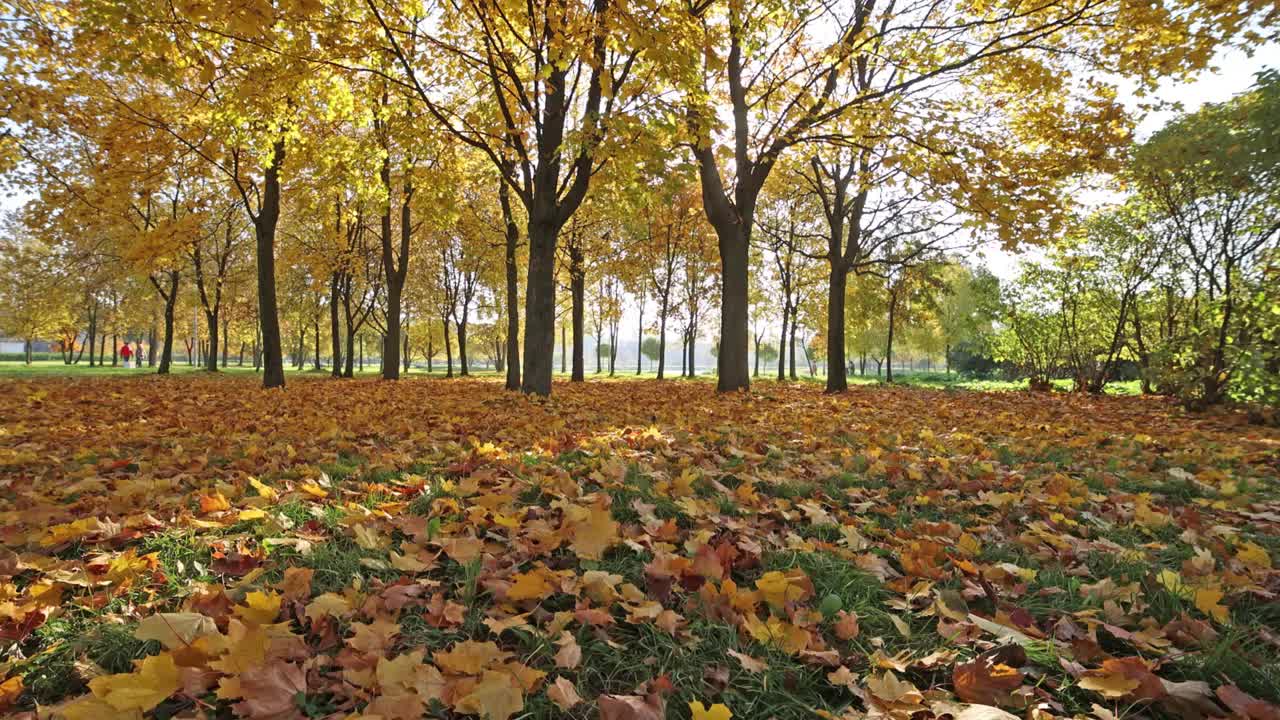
0,376,1277,720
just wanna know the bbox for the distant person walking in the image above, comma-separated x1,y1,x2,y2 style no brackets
120,342,133,369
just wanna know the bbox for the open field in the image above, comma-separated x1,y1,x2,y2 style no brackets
0,375,1277,719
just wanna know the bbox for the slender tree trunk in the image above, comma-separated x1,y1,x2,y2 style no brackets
330,276,343,377
560,322,567,373
313,317,322,370
255,140,287,389
86,307,97,367
111,333,118,366
636,293,644,376
204,308,219,372
221,317,229,368
239,342,245,366
457,314,469,376
403,331,411,372
657,298,668,380
343,330,355,377
501,182,521,391
148,319,156,367
886,290,898,383
359,334,364,372
688,328,696,377
826,265,848,391
442,318,453,378
155,272,177,374
569,246,585,382
789,315,798,380
777,304,788,381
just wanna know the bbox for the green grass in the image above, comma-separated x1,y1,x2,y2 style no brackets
0,359,1144,395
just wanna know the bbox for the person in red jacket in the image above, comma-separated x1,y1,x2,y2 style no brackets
120,342,133,369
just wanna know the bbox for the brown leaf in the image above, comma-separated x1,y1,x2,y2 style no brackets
233,660,305,719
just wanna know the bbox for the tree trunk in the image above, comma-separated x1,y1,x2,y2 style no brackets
456,314,469,376
255,140,287,389
148,320,156,367
403,331,411,372
569,245,585,382
111,333,118,366
714,227,750,391
381,171,412,380
789,314,798,380
521,221,557,395
204,308,219,372
313,316,322,370
442,318,453,378
825,265,848,391
657,298,668,380
501,182,521,391
239,342,245,366
221,317,229,368
636,296,643,375
345,327,355,376
687,328,696,377
886,290,898,383
777,304,788,381
330,276,343,377
156,272,178,374
359,334,364,372
86,306,97,367
561,322,567,373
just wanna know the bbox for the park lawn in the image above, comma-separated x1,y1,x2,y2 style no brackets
0,375,1276,720
0,360,1146,396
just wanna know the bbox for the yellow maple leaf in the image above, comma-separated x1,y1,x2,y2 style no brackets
434,640,509,675
57,695,144,720
506,567,555,602
456,670,524,720
88,652,180,711
743,613,810,654
1193,586,1230,624
568,501,619,560
1236,541,1272,570
755,570,809,608
1078,673,1140,698
690,700,733,720
234,590,282,625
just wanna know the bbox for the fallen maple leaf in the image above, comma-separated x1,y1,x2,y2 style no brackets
456,670,524,720
690,700,733,720
546,676,582,711
599,693,665,720
233,659,306,719
87,652,181,712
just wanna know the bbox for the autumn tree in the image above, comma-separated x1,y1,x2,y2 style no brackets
678,0,1267,392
